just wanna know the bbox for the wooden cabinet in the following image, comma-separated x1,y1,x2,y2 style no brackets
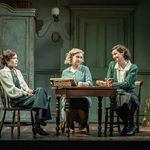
0,3,36,121
0,3,36,87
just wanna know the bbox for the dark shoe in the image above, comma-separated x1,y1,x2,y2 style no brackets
125,125,137,136
120,126,130,136
35,119,47,126
32,127,49,136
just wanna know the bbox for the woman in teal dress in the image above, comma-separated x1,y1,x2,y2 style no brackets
61,48,93,133
96,44,138,136
0,49,52,136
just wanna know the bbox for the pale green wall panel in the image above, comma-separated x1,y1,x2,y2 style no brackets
0,3,36,121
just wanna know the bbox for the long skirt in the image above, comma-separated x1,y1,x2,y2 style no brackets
61,97,90,122
10,87,52,121
116,89,139,111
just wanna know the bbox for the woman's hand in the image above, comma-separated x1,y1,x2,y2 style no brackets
96,80,107,87
96,79,112,87
105,78,113,87
27,88,33,96
77,82,89,87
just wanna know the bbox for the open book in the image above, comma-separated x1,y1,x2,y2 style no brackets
50,77,76,87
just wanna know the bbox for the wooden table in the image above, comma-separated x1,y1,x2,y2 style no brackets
54,86,117,137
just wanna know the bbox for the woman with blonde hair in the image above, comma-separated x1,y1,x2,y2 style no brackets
61,48,93,134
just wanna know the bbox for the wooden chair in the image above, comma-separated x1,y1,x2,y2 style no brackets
104,80,143,136
60,121,90,134
0,84,35,137
60,109,90,134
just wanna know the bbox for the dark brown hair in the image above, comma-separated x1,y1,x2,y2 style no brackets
112,44,131,60
0,49,16,65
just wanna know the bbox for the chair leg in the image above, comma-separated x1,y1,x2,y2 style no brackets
30,110,35,131
104,108,109,136
0,109,7,136
117,115,121,132
13,110,21,137
136,110,139,133
104,108,122,136
17,110,21,137
11,110,16,136
86,123,90,134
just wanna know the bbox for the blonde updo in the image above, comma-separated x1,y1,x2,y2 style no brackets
64,48,84,65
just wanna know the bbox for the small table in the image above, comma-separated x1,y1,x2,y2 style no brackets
54,86,117,137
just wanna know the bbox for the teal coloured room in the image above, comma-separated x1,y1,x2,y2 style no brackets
0,0,150,125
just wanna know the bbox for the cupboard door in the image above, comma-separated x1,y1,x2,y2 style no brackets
0,3,36,87
0,3,36,121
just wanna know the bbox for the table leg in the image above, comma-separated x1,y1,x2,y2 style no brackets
109,96,115,136
65,97,70,137
56,96,61,135
98,96,103,136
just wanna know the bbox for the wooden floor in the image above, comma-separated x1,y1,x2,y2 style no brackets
1,122,150,149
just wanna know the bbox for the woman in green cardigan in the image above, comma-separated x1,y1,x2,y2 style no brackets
96,44,138,136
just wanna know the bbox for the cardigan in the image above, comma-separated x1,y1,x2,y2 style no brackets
0,66,29,98
61,64,93,107
106,61,138,92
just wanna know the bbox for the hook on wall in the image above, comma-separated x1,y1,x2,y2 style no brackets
51,31,61,43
